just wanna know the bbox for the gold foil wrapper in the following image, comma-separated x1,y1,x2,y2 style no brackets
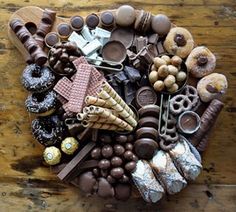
61,137,79,155
131,160,164,203
169,137,202,181
43,146,61,165
150,150,187,194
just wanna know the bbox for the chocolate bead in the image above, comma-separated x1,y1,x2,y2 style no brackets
125,143,133,151
101,169,109,178
92,168,100,177
119,174,130,183
125,161,137,172
98,159,111,170
115,135,128,143
91,147,101,159
101,145,113,158
114,145,125,156
111,156,123,167
107,175,116,184
123,150,134,161
110,167,124,179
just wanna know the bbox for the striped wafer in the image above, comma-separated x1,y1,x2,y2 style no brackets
85,96,111,108
81,121,124,131
53,77,72,100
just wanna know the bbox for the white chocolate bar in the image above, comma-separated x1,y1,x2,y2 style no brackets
68,31,88,49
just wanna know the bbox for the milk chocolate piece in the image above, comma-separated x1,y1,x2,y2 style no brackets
138,104,160,118
101,11,114,27
157,41,165,54
57,141,96,181
114,184,131,201
136,127,158,140
70,16,84,31
148,34,159,45
135,86,157,108
134,138,158,160
97,178,115,198
86,13,99,29
138,117,159,129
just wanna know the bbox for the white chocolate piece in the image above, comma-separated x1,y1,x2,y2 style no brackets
176,71,187,82
153,80,165,92
167,83,179,93
149,71,158,84
171,55,182,67
161,55,171,64
81,39,102,55
158,65,169,78
168,65,179,76
164,75,176,88
68,31,88,49
81,25,95,42
153,57,166,68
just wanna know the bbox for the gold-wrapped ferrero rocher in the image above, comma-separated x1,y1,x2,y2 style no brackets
61,137,79,155
43,146,61,165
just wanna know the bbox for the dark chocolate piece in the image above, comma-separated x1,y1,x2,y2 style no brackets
157,41,165,55
134,138,158,159
148,34,159,45
114,184,131,201
124,66,141,83
136,127,158,140
86,13,99,29
135,86,157,108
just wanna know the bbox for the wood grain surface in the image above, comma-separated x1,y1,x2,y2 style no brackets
0,0,236,211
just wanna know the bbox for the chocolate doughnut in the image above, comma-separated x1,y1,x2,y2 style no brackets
32,115,65,146
22,64,55,93
25,90,58,116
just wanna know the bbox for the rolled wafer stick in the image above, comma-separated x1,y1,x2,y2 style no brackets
85,96,111,108
82,121,124,131
98,89,137,128
102,81,137,119
189,99,224,147
77,113,88,121
88,106,133,131
86,114,108,123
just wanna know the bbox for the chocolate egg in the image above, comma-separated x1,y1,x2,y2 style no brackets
111,156,123,167
91,147,101,159
123,150,134,161
125,161,137,172
98,159,111,170
114,144,125,156
125,143,133,151
115,135,128,143
101,145,113,158
110,167,124,179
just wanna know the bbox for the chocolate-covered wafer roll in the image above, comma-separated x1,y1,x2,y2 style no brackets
189,99,224,147
131,160,164,203
36,22,52,38
42,8,56,25
9,19,23,33
15,27,30,43
150,150,187,194
169,136,202,181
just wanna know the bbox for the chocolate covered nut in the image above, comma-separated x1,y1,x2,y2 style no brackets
115,5,136,27
136,127,158,140
97,178,115,198
77,171,97,196
57,23,72,38
114,144,125,156
70,16,84,31
115,135,128,143
135,86,157,108
151,14,171,36
138,117,159,129
123,151,134,161
119,174,130,183
98,159,111,170
102,145,113,158
115,184,131,201
101,11,115,27
125,161,136,172
45,32,60,48
134,138,158,159
111,156,123,167
86,13,99,29
110,167,124,179
138,104,160,118
107,175,116,184
91,147,102,159
125,143,133,151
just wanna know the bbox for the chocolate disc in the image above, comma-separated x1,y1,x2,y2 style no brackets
45,32,60,48
138,117,159,129
135,86,157,108
110,27,134,49
70,16,84,31
86,13,99,29
101,11,114,27
136,127,158,140
102,40,127,63
134,138,158,160
138,104,160,118
57,23,72,38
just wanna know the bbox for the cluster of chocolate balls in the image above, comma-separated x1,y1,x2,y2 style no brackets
149,55,187,93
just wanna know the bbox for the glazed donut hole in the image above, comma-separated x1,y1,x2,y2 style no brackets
149,55,188,93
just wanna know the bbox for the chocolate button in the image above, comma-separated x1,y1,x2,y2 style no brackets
134,138,158,160
45,32,60,48
151,14,171,36
138,117,159,129
101,11,114,27
70,16,84,31
114,184,131,201
86,13,99,29
57,23,72,38
136,127,158,140
138,104,160,118
135,86,157,109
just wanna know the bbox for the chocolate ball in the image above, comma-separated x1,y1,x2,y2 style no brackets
92,168,100,177
125,161,137,172
99,134,112,143
107,175,116,184
125,143,133,151
91,147,101,159
98,159,111,170
132,154,139,162
123,151,134,161
114,144,125,156
111,156,123,167
115,135,128,143
101,169,109,178
110,167,124,179
97,178,114,198
127,134,134,142
102,145,113,158
115,184,131,201
119,174,130,183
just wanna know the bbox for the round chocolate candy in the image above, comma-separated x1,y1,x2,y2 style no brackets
132,154,138,162
91,147,102,159
119,174,130,183
115,5,136,27
115,135,128,143
136,127,159,141
114,184,131,201
111,156,123,167
107,175,116,184
110,167,124,179
98,159,111,170
45,32,60,48
92,168,100,177
101,145,113,158
113,145,125,156
86,13,99,29
125,143,133,151
43,146,61,165
138,117,159,129
97,178,115,198
61,137,79,155
151,14,171,36
101,11,114,27
123,150,134,161
70,15,84,31
125,161,137,172
127,134,134,142
135,86,157,109
57,23,72,38
134,138,158,160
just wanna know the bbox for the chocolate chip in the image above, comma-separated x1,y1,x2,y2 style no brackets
174,34,186,47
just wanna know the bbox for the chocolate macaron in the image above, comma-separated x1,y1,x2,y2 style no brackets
134,138,158,159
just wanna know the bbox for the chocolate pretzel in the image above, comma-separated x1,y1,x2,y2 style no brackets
181,85,199,107
169,94,192,115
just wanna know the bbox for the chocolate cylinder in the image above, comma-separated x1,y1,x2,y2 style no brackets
42,8,56,25
9,19,23,33
36,22,52,38
189,99,224,147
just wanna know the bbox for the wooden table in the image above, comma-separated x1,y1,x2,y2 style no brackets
0,0,236,211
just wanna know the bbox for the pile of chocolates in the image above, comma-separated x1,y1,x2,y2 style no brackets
9,4,228,203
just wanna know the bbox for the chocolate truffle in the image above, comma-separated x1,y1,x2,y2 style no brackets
43,146,61,165
61,137,79,155
151,14,171,36
115,5,136,27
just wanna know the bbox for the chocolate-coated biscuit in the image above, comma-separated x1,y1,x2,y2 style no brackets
138,104,160,118
135,86,157,108
136,127,158,140
138,117,159,129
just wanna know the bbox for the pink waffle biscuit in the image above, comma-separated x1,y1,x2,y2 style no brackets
68,63,93,113
63,102,76,117
53,77,73,100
